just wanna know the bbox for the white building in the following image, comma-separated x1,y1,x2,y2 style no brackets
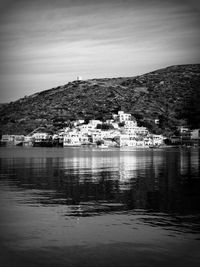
1,135,25,145
89,120,102,128
1,135,15,142
78,120,102,134
24,136,34,146
63,131,81,146
124,120,138,133
106,119,114,124
116,134,145,147
118,111,131,122
191,129,200,139
124,120,137,127
13,135,25,145
78,124,94,133
118,134,137,147
147,134,165,146
32,132,51,142
90,129,102,143
90,129,120,144
179,126,190,134
133,126,148,136
123,124,148,136
73,120,85,126
63,130,89,146
101,129,120,140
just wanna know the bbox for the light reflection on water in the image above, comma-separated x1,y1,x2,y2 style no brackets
0,147,200,267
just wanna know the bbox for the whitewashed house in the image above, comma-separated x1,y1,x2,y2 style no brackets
24,136,34,146
118,111,131,122
151,134,165,146
1,135,15,143
1,135,25,145
63,130,89,146
31,133,51,145
63,130,82,146
116,134,137,147
90,129,102,143
89,120,102,128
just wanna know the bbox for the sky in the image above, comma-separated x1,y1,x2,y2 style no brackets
0,0,199,103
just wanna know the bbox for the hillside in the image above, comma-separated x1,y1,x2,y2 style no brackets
0,64,200,136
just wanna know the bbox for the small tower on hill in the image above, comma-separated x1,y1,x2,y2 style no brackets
77,76,82,81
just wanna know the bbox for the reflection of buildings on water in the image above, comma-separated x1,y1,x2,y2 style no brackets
1,148,200,215
180,149,200,179
118,154,137,189
59,149,169,210
62,151,118,173
60,149,164,186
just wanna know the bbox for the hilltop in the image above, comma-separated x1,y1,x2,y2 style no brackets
0,64,200,136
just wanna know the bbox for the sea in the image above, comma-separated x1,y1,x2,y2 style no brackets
0,146,200,267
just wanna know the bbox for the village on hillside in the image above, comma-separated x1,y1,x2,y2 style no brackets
0,110,199,148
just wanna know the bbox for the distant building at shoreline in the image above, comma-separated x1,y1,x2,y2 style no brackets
2,110,199,148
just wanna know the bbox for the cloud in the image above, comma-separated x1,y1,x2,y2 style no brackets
0,0,199,102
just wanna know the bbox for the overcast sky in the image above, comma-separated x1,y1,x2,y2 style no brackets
0,0,199,102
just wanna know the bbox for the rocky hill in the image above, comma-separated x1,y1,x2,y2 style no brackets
0,64,200,136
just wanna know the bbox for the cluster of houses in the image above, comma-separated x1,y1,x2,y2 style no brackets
171,126,200,147
1,111,199,148
0,111,164,148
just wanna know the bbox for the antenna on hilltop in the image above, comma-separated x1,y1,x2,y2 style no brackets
77,76,82,81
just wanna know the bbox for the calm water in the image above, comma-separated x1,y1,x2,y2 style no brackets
0,147,200,267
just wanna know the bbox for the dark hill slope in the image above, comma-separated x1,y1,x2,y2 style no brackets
0,64,200,136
